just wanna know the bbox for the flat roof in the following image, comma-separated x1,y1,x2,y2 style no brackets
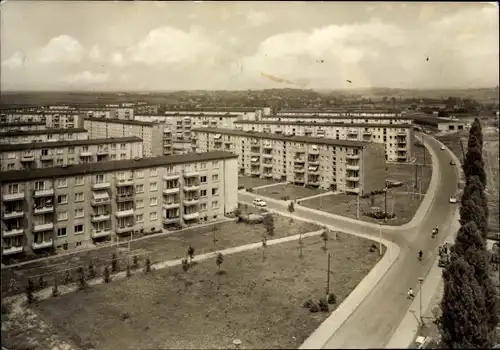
0,128,87,137
192,128,370,148
84,117,155,126
267,114,406,120
161,112,241,117
0,136,143,152
168,107,259,112
0,151,237,183
0,111,80,115
278,108,401,113
234,120,412,128
411,116,464,126
0,121,46,126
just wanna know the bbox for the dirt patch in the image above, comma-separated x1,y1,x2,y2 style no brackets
30,233,381,350
255,184,328,201
238,176,279,190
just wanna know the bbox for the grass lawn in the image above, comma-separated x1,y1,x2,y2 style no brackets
238,176,279,189
2,214,320,297
25,233,381,350
255,184,328,201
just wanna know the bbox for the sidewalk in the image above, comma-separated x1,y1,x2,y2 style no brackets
296,191,335,202
253,181,287,190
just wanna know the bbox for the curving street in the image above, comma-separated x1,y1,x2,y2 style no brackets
239,134,460,348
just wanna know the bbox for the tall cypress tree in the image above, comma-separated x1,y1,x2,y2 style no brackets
463,139,487,187
461,175,489,221
459,197,487,238
468,118,484,153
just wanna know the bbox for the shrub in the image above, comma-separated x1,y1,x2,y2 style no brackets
1,298,10,314
309,302,319,313
182,258,190,272
126,263,132,278
319,297,329,312
234,207,241,218
77,267,87,290
302,299,314,308
26,279,35,304
145,258,151,273
103,267,111,283
111,253,119,272
88,264,96,279
327,293,337,304
133,255,139,269
62,270,72,285
38,275,47,290
363,211,396,220
246,188,254,193
52,279,59,297
263,214,275,237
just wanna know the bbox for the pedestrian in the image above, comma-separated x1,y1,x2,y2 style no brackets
443,244,448,254
407,288,415,300
438,246,443,256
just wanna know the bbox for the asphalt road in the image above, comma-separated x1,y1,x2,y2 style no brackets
239,135,459,349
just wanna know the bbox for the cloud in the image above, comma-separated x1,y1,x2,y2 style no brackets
39,35,85,64
247,9,271,27
89,45,102,62
1,51,25,69
111,52,125,66
61,71,110,85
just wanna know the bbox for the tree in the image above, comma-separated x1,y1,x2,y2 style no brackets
132,255,139,269
145,257,152,273
261,235,267,261
461,175,489,222
181,258,190,272
263,214,275,237
111,253,119,272
459,198,487,239
103,266,111,283
321,231,329,252
187,245,195,266
52,278,59,297
88,262,96,279
298,232,304,259
77,267,87,290
439,256,493,348
126,262,132,278
216,253,224,288
468,118,483,152
463,137,486,187
26,279,35,304
288,201,295,214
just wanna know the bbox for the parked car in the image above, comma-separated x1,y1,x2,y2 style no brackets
450,159,456,166
252,198,267,207
449,196,457,203
441,145,446,150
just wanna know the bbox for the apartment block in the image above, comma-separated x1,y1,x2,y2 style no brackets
0,111,82,128
0,128,88,145
83,117,163,157
0,151,238,259
234,120,414,162
0,121,47,133
163,106,271,119
264,114,412,125
0,136,143,171
276,108,403,117
192,128,386,195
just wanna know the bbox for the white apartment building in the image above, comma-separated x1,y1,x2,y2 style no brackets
264,114,412,125
163,106,271,120
0,151,238,259
0,121,47,133
83,117,163,157
0,111,82,129
0,128,88,145
193,128,386,195
234,120,413,162
0,136,143,171
276,108,403,117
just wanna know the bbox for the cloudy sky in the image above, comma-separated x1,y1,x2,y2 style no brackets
1,1,498,91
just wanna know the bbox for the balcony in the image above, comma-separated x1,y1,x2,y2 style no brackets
397,147,407,152
294,157,305,163
262,153,273,158
33,188,54,198
263,173,273,178
3,211,24,220
163,173,180,180
362,131,372,136
2,246,24,255
164,217,180,225
91,197,110,206
308,158,319,165
346,164,360,171
294,167,305,173
263,143,272,149
250,168,260,175
21,154,35,162
183,212,200,221
308,179,320,186
251,156,260,163
347,129,358,135
116,225,134,234
33,222,54,232
116,193,135,202
116,209,134,218
92,181,111,190
91,213,111,222
32,239,53,250
184,198,199,206
346,153,360,160
96,148,109,155
308,165,319,174
163,201,180,210
80,150,93,157
40,154,54,161
309,148,319,155
2,227,24,237
263,163,272,168
183,170,200,178
33,205,54,215
184,184,200,192
397,154,407,160
346,187,360,194
346,176,360,182
397,131,407,136
116,179,134,187
163,187,180,195
91,229,112,239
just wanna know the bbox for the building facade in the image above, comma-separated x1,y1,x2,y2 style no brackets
0,122,47,133
193,128,386,195
0,151,238,259
234,120,413,162
0,137,143,171
0,111,82,129
264,114,412,125
83,117,164,157
0,128,88,145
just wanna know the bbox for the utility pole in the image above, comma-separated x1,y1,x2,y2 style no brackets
418,277,424,325
379,224,383,256
356,194,360,219
326,253,331,298
414,164,418,191
384,188,388,215
422,136,426,167
391,196,395,215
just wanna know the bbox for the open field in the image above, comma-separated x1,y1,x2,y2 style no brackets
21,233,382,350
238,176,279,189
2,214,320,296
255,184,328,201
300,142,432,226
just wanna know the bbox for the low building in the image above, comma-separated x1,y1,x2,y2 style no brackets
0,151,238,258
192,128,386,195
0,136,143,171
234,120,413,162
0,111,82,129
411,115,469,132
0,121,47,133
0,128,88,145
275,108,403,118
83,117,164,157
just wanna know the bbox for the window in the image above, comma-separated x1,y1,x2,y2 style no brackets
200,162,207,169
212,161,219,168
56,159,64,165
149,212,158,221
57,211,68,221
7,183,20,194
149,197,157,206
165,166,174,174
74,225,84,234
111,154,116,160
57,195,68,204
150,168,158,177
136,170,144,179
136,199,144,208
56,148,64,154
212,200,219,209
111,144,116,150
76,242,82,247
120,143,126,149
135,214,144,223
200,189,207,197
68,147,75,154
75,192,84,202
212,188,219,196
95,174,105,183
212,174,219,182
200,176,207,183
56,178,67,188
75,176,84,186
135,184,144,193
200,203,207,211
57,228,67,237
150,182,157,191
74,208,84,218
34,181,45,191
7,152,15,159
120,153,127,159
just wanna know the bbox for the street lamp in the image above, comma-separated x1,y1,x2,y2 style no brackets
418,277,424,325
378,224,383,256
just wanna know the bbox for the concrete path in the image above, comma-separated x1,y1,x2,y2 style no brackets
296,191,335,202
253,181,287,190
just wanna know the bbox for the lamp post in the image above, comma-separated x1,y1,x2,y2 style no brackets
418,277,424,325
379,224,383,256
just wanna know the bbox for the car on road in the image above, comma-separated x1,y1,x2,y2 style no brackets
440,145,446,150
252,198,267,207
449,196,457,203
450,159,456,166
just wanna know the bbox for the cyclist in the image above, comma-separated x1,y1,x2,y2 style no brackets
418,250,423,260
